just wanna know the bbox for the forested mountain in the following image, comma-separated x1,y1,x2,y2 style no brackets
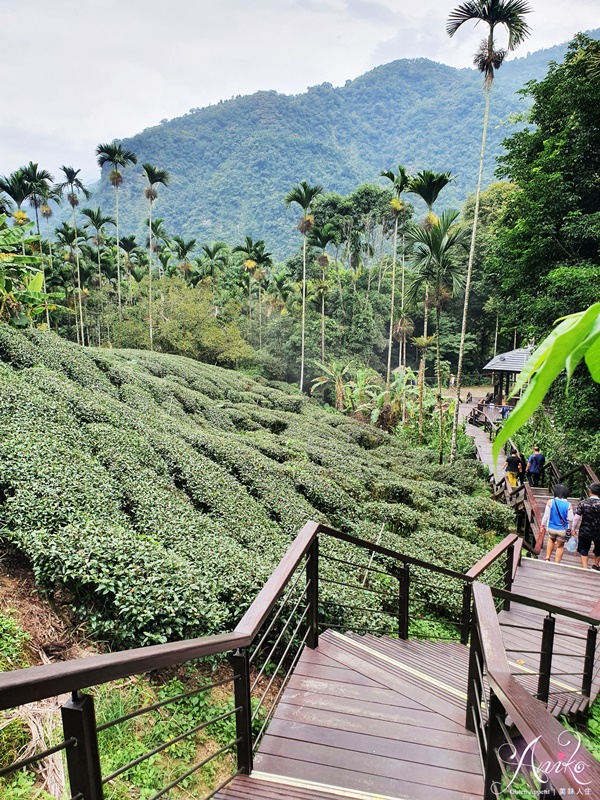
84,32,598,258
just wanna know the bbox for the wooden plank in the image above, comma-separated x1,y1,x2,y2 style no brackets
269,701,477,752
292,660,383,687
276,692,468,733
256,739,484,795
317,634,467,725
285,674,426,711
264,717,481,768
254,753,483,800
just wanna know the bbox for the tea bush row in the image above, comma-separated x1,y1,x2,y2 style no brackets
0,327,511,646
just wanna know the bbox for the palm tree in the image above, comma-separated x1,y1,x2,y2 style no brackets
266,269,293,317
21,163,54,237
381,165,412,386
409,171,454,226
80,207,116,291
0,169,32,216
96,143,138,318
57,166,91,345
171,235,197,280
284,180,324,391
407,210,470,460
20,164,55,327
407,170,454,428
0,191,13,216
309,222,338,363
447,0,532,461
233,236,273,349
141,164,170,350
310,360,352,412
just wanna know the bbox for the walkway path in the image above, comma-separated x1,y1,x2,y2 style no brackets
460,402,506,480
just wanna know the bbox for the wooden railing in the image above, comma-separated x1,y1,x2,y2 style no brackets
468,583,600,799
0,522,519,799
548,461,600,499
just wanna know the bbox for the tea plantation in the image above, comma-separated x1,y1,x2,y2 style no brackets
0,327,513,647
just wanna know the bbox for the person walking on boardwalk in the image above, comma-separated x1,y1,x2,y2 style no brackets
503,449,521,488
572,482,600,570
526,445,545,487
540,484,573,564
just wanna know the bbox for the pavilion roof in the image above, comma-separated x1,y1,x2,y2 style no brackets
483,347,533,373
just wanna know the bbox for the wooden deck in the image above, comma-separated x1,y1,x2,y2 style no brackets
499,557,600,716
249,631,483,800
214,427,600,800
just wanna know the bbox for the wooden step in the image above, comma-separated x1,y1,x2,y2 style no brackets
249,631,484,800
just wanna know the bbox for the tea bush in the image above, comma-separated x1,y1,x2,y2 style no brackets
0,329,511,647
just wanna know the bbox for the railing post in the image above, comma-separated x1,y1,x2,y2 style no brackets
484,691,507,800
465,615,481,733
231,649,253,775
537,613,555,703
398,563,410,640
582,625,598,699
306,537,319,649
461,582,472,646
61,691,103,800
503,545,514,612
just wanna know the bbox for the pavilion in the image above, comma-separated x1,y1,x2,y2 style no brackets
483,346,533,404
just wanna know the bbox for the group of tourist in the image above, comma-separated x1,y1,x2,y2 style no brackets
503,446,600,570
542,482,600,570
503,445,544,488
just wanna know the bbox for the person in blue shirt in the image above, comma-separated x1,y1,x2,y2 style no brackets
541,484,573,563
526,445,545,487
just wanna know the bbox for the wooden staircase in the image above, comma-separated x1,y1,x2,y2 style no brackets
219,631,484,800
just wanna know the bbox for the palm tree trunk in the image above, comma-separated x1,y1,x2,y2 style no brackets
321,261,326,363
43,216,53,329
258,282,262,350
436,306,443,465
386,215,399,388
115,185,122,321
148,202,154,351
72,208,85,346
418,283,429,443
300,233,307,391
400,231,406,368
450,85,491,462
494,311,499,356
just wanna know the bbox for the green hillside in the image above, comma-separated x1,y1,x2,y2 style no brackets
78,34,598,258
0,328,512,648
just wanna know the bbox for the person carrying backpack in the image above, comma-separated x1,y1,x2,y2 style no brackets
572,482,600,571
526,445,545,487
540,484,573,564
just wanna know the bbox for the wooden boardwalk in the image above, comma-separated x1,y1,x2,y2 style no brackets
499,557,600,716
235,631,484,800
215,424,600,800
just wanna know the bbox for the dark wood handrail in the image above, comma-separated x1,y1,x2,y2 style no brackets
473,583,600,793
0,519,471,712
0,631,249,712
320,524,470,582
235,520,319,637
466,534,519,579
491,586,600,626
584,464,599,484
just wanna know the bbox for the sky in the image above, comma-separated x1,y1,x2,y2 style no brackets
1,0,598,184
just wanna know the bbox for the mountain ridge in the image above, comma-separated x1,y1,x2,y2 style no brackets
78,30,600,258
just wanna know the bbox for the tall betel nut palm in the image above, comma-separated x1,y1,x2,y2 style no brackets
284,180,324,391
381,165,411,387
142,164,170,351
96,142,138,319
447,0,532,461
57,166,91,346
